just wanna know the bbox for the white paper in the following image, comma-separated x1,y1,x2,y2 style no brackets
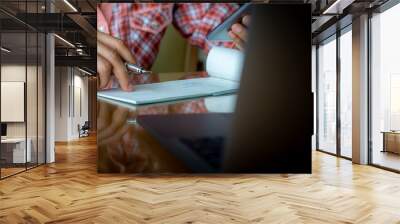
98,46,243,105
206,46,244,82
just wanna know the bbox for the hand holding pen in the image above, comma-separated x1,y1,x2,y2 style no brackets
97,31,137,91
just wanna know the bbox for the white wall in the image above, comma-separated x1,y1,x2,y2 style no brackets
55,66,69,141
54,67,89,141
72,73,89,137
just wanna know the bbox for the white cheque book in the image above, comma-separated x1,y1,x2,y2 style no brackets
97,77,239,105
97,47,244,105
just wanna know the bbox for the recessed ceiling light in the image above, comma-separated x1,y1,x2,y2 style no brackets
323,0,354,15
1,47,11,53
54,34,75,48
63,0,78,12
78,67,93,76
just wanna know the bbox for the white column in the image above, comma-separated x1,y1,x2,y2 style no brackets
46,33,55,163
352,14,369,164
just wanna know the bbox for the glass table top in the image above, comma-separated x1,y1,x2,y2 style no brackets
97,72,237,173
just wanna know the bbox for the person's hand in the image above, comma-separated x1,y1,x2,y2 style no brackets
228,15,251,51
97,31,135,91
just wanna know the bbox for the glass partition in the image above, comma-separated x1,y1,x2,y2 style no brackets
0,0,46,179
317,35,337,154
26,0,46,169
27,31,38,169
0,31,28,178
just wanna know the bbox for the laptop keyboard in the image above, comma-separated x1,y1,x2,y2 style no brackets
180,137,225,168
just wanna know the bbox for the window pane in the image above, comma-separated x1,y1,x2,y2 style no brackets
371,3,400,171
340,29,352,158
318,37,337,154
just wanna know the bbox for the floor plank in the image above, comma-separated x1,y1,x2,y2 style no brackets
0,135,399,223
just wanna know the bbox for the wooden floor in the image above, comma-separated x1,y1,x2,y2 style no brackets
1,135,400,223
1,167,26,178
372,150,400,171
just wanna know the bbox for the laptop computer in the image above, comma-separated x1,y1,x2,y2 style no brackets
137,4,313,173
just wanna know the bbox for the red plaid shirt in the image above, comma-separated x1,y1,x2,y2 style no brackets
97,3,238,70
97,3,238,112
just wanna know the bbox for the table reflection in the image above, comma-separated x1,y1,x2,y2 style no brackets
97,72,236,173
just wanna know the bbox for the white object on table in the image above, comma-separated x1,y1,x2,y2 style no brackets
206,46,244,82
1,138,32,163
97,47,244,105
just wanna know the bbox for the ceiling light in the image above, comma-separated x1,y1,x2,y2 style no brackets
54,34,75,48
1,47,11,53
78,67,93,76
323,0,355,15
63,0,78,12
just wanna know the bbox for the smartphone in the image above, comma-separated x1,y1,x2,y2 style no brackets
207,3,253,41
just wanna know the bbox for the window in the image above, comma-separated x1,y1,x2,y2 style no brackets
317,36,337,154
370,2,400,171
316,25,353,159
339,28,352,158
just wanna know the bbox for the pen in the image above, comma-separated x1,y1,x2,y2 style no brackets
125,63,152,75
127,119,137,124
